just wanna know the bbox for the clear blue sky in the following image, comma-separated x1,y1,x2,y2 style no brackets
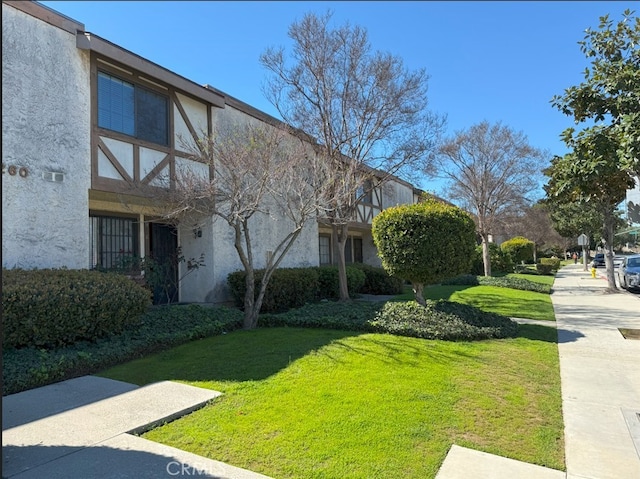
40,1,635,194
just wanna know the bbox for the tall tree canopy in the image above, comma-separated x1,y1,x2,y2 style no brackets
261,11,444,300
432,121,547,277
546,10,639,289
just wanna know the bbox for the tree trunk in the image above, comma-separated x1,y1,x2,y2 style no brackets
412,282,426,307
602,210,618,292
532,243,538,263
333,224,350,301
481,234,492,277
243,267,257,329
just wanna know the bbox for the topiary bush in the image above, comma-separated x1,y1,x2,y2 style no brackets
227,267,320,313
501,236,535,264
372,199,477,305
350,264,405,295
2,268,152,350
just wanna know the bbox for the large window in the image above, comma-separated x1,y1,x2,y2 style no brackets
98,71,169,146
90,215,139,270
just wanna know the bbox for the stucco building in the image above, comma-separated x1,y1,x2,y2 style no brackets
2,1,422,303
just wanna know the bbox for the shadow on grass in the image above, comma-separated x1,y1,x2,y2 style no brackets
517,323,585,344
100,328,363,385
100,326,485,387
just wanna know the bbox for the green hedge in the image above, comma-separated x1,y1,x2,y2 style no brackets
227,267,320,313
442,274,552,294
259,300,518,341
3,304,242,395
228,265,371,313
350,263,405,295
316,265,365,299
2,269,152,349
539,258,561,272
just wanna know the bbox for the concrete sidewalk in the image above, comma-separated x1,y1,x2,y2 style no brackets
2,376,272,478
437,264,640,479
553,265,640,479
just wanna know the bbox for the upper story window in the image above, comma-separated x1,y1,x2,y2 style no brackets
98,71,169,146
356,179,374,204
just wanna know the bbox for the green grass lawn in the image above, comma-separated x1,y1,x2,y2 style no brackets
100,326,564,478
394,274,556,321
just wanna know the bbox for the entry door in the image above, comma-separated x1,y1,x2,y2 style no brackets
149,223,179,304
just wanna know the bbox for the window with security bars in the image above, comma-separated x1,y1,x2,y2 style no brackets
90,215,139,270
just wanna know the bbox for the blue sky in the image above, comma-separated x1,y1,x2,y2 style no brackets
40,1,634,194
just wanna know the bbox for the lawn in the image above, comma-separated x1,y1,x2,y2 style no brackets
100,326,564,478
394,274,556,321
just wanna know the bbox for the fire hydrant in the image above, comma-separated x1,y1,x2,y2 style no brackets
591,266,597,278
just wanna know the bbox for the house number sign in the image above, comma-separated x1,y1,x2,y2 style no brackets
2,163,29,178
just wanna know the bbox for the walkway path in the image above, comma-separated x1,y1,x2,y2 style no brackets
2,376,272,478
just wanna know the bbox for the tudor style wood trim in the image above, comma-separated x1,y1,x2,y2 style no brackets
78,32,226,109
97,137,133,183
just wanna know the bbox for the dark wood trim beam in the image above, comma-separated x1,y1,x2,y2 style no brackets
77,32,226,109
4,1,84,34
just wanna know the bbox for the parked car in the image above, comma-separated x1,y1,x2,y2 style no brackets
617,254,640,291
591,253,605,268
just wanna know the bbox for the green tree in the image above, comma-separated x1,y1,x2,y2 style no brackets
551,10,639,177
500,236,535,264
547,11,639,289
372,199,476,306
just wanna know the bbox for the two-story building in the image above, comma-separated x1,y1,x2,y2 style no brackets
2,0,422,304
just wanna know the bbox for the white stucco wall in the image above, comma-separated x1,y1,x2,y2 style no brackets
381,179,414,209
2,4,91,269
181,105,321,303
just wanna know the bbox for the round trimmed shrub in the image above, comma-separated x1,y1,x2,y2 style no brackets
2,268,152,349
372,199,477,300
501,236,535,264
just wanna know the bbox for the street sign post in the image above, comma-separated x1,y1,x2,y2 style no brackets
577,234,589,271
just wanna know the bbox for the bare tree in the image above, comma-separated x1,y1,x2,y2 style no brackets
497,203,563,262
433,121,547,276
260,11,444,301
152,121,323,329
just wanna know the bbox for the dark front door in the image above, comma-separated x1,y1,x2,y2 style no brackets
149,223,178,304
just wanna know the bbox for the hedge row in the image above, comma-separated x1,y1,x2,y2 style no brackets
228,265,403,313
2,269,152,349
442,274,552,294
259,299,518,341
3,304,243,395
